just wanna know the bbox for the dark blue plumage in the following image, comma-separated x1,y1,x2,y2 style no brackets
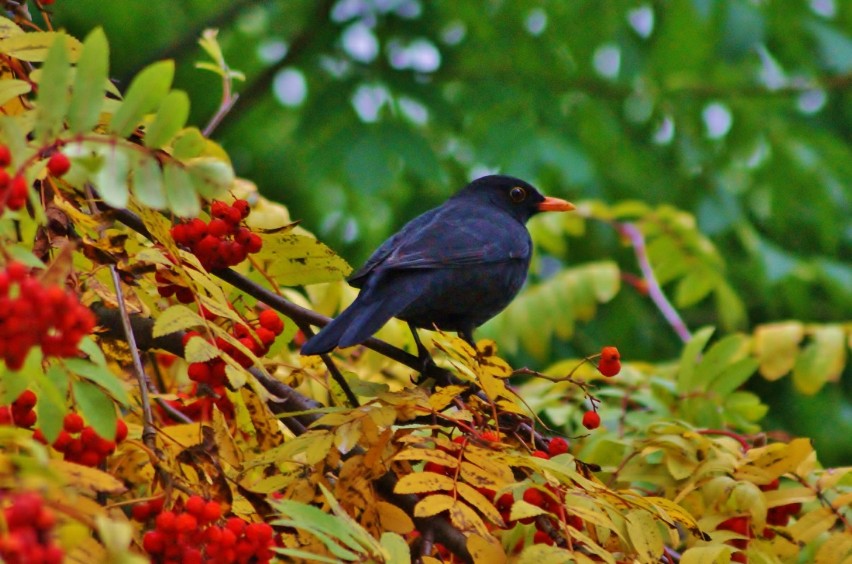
300,175,574,356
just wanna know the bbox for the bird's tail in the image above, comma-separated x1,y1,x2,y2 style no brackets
300,288,414,356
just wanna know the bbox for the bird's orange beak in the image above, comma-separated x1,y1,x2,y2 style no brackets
537,196,575,212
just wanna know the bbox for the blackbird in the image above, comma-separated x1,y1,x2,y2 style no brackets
300,175,574,357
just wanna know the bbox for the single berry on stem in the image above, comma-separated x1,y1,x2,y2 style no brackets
582,410,601,430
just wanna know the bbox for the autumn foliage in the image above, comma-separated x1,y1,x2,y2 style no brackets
0,5,848,564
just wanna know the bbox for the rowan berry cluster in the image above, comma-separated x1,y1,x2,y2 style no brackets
33,413,129,468
184,309,284,387
0,491,63,564
169,200,262,271
135,496,275,563
0,390,38,428
0,262,95,370
0,146,28,214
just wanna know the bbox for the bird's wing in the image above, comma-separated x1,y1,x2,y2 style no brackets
351,204,530,286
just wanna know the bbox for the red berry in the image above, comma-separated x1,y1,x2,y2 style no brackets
246,233,263,253
225,517,246,536
202,500,222,523
533,530,554,545
531,450,550,459
114,419,128,443
131,503,151,522
12,390,37,411
233,199,250,218
155,510,178,533
522,488,546,508
258,310,284,335
175,511,198,532
46,153,71,176
0,144,10,167
143,530,166,554
582,410,601,430
548,437,569,456
63,412,84,433
718,516,750,536
208,218,231,238
598,346,621,377
185,495,205,517
175,286,194,304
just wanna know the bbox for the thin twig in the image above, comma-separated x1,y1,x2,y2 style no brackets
617,222,692,343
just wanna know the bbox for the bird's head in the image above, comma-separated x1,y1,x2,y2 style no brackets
459,175,575,223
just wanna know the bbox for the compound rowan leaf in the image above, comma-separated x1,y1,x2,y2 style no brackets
395,472,455,494
164,161,201,218
132,154,166,209
253,233,352,286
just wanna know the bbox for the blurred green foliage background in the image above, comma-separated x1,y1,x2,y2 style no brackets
52,0,851,463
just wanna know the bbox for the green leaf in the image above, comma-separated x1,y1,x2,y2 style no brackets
674,267,718,308
92,145,130,208
707,357,759,397
1,348,43,404
37,365,68,444
109,60,174,138
63,358,130,406
253,233,353,286
185,336,220,364
186,157,233,199
677,326,715,394
144,89,190,149
171,127,206,160
34,34,71,142
68,27,109,134
78,337,107,366
72,379,117,442
132,155,166,209
163,162,200,217
693,334,748,392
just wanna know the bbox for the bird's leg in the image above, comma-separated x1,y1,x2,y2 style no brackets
409,323,437,374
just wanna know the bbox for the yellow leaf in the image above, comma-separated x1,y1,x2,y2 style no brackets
377,501,414,535
395,472,455,495
394,448,460,467
517,544,577,563
509,499,547,521
680,545,733,564
814,532,852,564
817,466,852,491
429,385,468,410
463,445,515,483
448,497,489,536
254,233,352,286
53,459,126,494
753,321,804,380
184,336,220,363
457,482,504,526
788,506,837,543
626,509,665,562
467,534,506,564
459,460,511,490
152,305,203,337
646,497,707,540
737,438,814,481
793,324,847,394
414,493,455,518
0,31,82,62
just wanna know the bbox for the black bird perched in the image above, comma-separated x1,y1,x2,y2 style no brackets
300,175,574,358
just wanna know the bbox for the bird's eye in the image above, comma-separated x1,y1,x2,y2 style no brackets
509,187,526,202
